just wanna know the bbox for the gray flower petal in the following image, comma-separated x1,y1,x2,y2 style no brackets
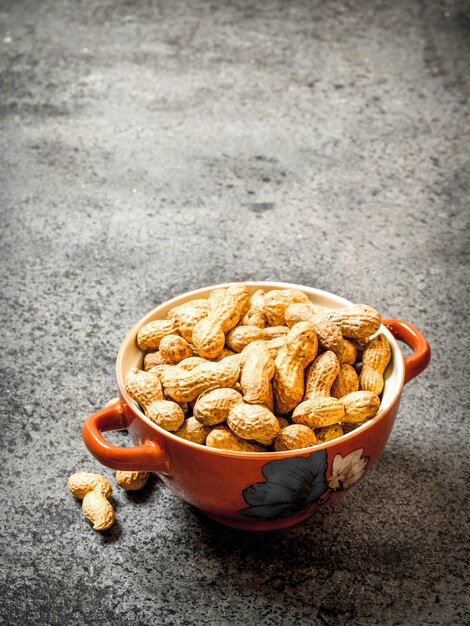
240,449,328,520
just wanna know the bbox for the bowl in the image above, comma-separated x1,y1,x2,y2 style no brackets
82,281,430,530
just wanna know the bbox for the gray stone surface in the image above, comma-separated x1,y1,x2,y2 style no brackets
1,0,469,624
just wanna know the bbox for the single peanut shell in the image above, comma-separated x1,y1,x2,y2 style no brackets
316,424,344,443
359,334,391,395
242,289,268,328
350,337,369,361
81,490,115,531
145,399,185,431
240,337,287,364
331,363,359,399
116,471,149,491
175,416,212,444
193,387,243,426
227,403,280,445
143,351,167,370
68,472,112,500
146,363,174,381
159,334,193,364
240,343,275,409
167,299,209,319
125,368,164,407
178,356,209,371
274,424,318,451
304,351,340,399
227,285,251,317
191,316,226,359
161,358,240,403
321,304,381,339
208,288,242,332
226,325,289,353
359,368,385,395
205,424,266,452
137,319,179,350
342,391,381,423
339,339,357,365
292,396,345,429
273,322,318,414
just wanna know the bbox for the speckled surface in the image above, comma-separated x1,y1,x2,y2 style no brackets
1,0,469,624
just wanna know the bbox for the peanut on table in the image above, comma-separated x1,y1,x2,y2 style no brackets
126,285,388,453
68,472,115,531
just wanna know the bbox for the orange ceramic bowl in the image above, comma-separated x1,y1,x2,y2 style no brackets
82,281,430,530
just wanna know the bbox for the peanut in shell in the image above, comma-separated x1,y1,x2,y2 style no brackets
274,424,318,451
339,339,357,365
213,348,237,361
175,416,212,444
167,299,209,320
316,424,344,443
143,351,167,370
193,387,244,426
160,357,240,403
178,356,210,371
331,363,359,399
227,284,251,318
304,351,340,399
125,368,164,406
342,390,381,423
292,396,345,429
67,472,112,500
242,289,268,328
321,304,381,339
205,424,266,452
226,325,289,353
82,490,115,531
137,319,180,350
359,333,391,395
240,342,275,410
146,399,185,431
116,471,149,491
159,334,193,364
227,403,280,445
273,321,318,414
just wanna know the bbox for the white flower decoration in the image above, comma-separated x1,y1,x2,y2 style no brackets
328,448,368,491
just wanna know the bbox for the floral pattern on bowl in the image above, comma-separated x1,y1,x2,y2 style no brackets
328,449,368,491
240,448,369,520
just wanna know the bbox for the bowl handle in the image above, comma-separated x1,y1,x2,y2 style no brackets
383,319,431,384
82,400,170,473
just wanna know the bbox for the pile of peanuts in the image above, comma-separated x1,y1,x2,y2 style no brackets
126,285,392,453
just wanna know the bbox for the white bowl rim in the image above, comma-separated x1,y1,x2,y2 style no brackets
116,281,405,458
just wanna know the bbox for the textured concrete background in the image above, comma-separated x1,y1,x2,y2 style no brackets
1,0,469,624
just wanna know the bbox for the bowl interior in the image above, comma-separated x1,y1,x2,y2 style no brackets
117,281,404,451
